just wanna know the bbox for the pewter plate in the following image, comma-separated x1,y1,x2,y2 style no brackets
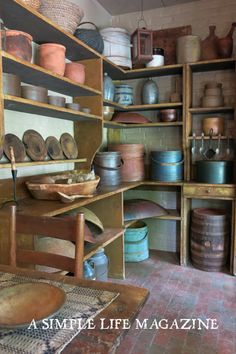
0,282,66,328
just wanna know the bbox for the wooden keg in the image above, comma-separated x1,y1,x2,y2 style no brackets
190,208,229,272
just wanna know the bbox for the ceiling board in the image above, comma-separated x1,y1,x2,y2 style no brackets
96,0,200,15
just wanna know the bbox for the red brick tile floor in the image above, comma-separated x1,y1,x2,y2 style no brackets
114,250,236,354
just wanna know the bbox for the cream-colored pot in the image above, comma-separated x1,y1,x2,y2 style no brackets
177,35,201,64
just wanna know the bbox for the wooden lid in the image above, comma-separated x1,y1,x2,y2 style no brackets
23,130,47,161
46,136,64,160
3,134,26,162
60,133,78,159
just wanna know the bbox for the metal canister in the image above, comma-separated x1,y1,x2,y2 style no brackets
93,151,122,186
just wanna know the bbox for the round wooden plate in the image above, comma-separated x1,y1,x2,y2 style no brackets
3,133,26,162
46,136,64,160
0,282,66,328
23,129,47,161
60,133,78,159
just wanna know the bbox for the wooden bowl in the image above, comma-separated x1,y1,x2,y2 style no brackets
160,109,177,122
202,117,224,135
26,175,100,200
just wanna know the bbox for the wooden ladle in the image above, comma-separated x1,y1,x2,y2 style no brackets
57,192,94,203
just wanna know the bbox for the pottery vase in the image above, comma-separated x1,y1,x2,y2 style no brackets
103,72,115,101
217,22,236,58
141,78,159,105
64,62,86,84
38,43,66,76
201,26,218,60
5,30,33,62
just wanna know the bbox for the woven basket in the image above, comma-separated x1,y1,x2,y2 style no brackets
39,0,84,34
20,0,41,10
74,22,104,54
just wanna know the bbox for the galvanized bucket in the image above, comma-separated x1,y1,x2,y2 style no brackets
124,221,149,262
151,151,183,182
93,151,122,186
196,161,233,184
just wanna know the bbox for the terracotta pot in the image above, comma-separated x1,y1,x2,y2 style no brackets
202,117,224,136
5,30,33,62
64,62,85,84
38,43,66,76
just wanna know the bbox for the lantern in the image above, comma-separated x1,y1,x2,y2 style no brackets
131,27,153,66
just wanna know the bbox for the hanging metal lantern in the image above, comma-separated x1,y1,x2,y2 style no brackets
131,0,153,66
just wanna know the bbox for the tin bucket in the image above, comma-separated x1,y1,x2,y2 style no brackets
124,221,149,262
93,151,122,186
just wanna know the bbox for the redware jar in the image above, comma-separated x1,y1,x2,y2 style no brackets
5,30,33,62
38,43,66,76
64,62,85,84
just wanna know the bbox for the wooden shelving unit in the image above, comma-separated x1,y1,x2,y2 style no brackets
104,99,183,111
0,158,87,169
104,121,183,128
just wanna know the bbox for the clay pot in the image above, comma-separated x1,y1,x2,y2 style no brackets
201,26,218,61
64,62,85,84
202,117,224,136
217,22,236,58
160,109,177,122
5,30,33,62
21,85,48,103
48,95,66,107
38,43,66,76
177,35,201,64
3,73,21,97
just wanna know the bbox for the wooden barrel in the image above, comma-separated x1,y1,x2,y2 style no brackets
190,208,229,272
109,144,145,182
124,221,149,262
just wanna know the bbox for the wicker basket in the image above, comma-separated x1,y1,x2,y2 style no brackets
39,0,84,34
20,0,41,10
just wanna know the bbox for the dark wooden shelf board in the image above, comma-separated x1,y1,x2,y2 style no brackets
4,95,102,122
84,228,124,260
0,158,87,169
2,52,101,97
103,57,183,80
0,0,100,61
189,58,235,72
104,121,183,128
104,99,183,111
189,107,234,114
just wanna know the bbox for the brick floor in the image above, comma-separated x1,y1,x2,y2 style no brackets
114,251,236,354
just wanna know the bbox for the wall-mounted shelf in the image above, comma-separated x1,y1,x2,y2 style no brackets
4,95,102,122
2,52,101,97
124,209,181,228
104,121,183,128
189,58,236,72
104,99,183,111
189,107,234,114
189,135,234,140
0,158,87,169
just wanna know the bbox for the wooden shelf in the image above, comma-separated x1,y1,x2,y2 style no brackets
84,228,124,260
103,57,183,80
189,58,235,72
104,99,183,111
2,52,101,97
124,209,181,227
4,95,102,122
0,158,87,169
189,135,234,140
104,121,183,128
189,107,234,114
0,0,100,61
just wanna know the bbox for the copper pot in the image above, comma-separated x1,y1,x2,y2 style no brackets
160,109,177,122
202,117,224,136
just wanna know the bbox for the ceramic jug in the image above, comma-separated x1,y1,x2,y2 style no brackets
218,22,236,58
103,72,115,101
201,26,219,60
141,78,159,105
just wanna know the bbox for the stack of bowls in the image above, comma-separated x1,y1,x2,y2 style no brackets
201,82,224,108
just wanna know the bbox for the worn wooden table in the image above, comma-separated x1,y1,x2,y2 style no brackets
0,265,149,354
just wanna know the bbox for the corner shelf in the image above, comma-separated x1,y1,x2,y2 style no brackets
104,121,183,128
104,99,183,111
4,95,102,122
2,52,101,97
0,158,87,169
189,58,236,72
124,209,181,228
189,107,234,114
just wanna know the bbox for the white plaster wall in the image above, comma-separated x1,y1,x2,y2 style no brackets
0,0,111,180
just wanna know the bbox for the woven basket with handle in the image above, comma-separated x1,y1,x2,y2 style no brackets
74,22,104,54
39,0,84,34
20,0,41,10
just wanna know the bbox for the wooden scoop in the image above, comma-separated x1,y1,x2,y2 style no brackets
57,192,94,203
